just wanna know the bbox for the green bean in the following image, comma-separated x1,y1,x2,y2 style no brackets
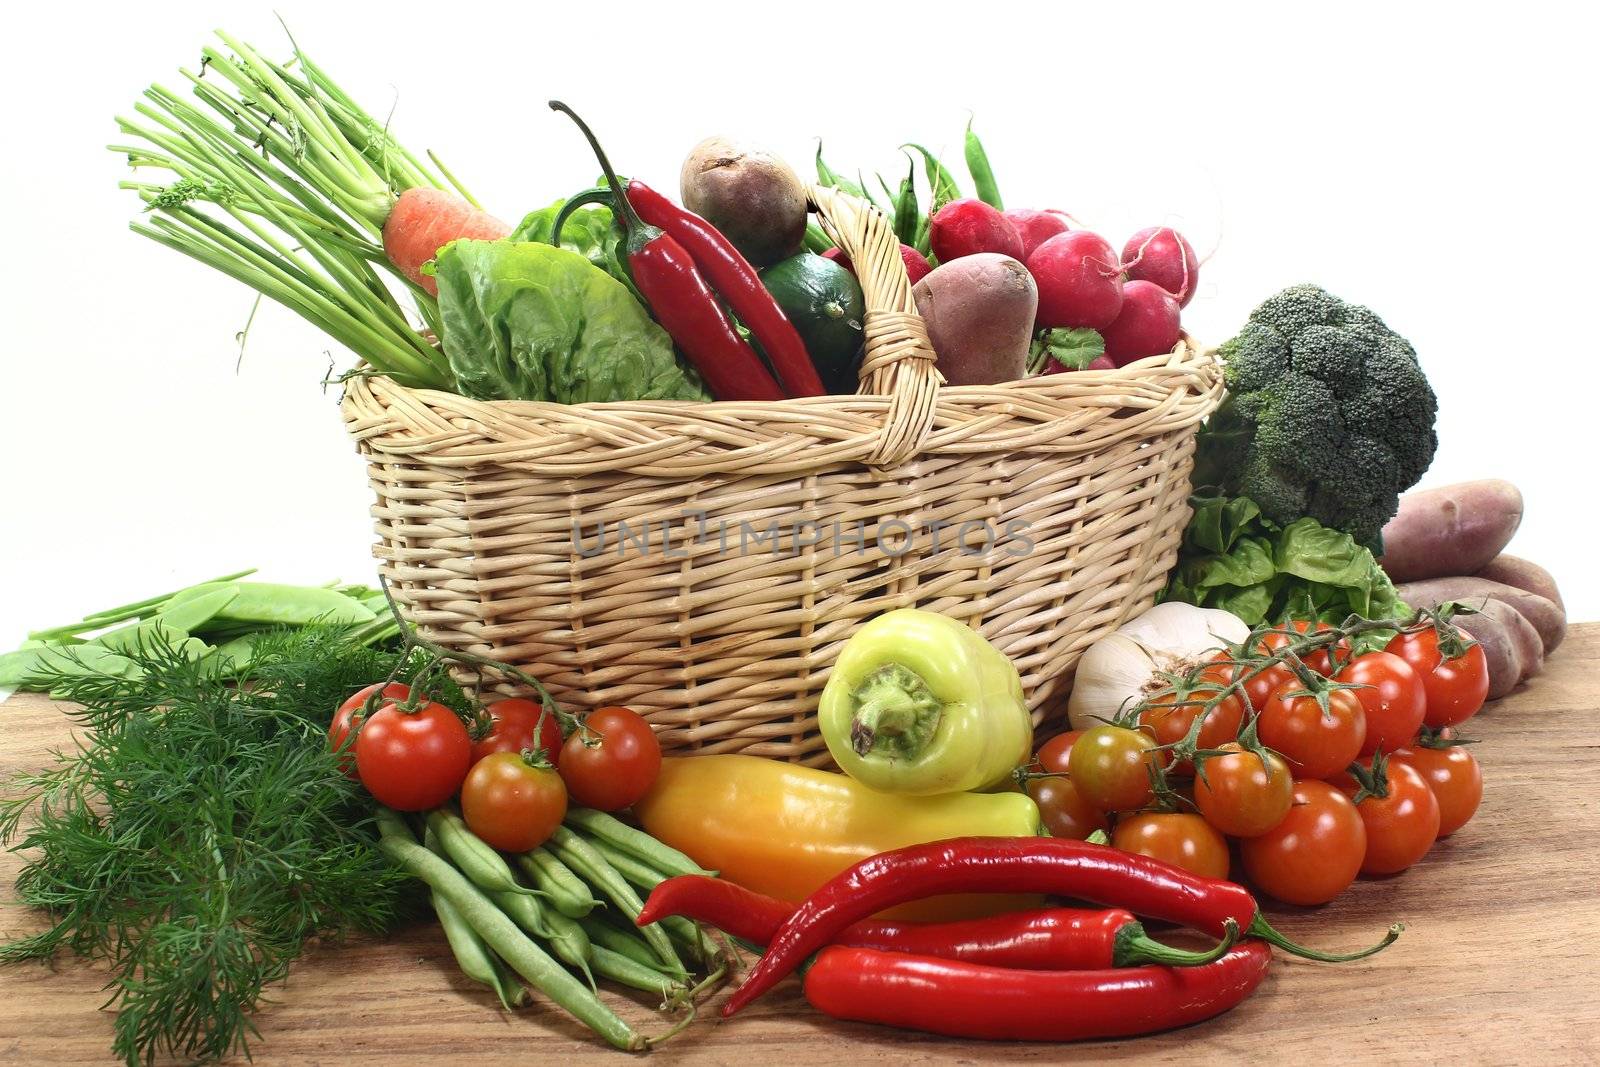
425,810,537,898
375,809,642,1051
548,826,680,971
892,154,920,246
903,143,962,212
517,847,600,918
432,889,527,1011
563,808,711,879
492,889,596,992
591,946,686,998
803,221,835,254
215,582,376,627
964,117,1003,210
580,916,678,976
586,839,666,892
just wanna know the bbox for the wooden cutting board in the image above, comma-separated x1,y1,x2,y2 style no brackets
2,626,1597,1064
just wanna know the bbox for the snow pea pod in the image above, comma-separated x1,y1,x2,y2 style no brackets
90,620,190,655
213,582,376,627
154,586,240,633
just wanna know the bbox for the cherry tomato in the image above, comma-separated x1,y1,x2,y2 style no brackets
471,698,564,767
1257,681,1366,780
1027,774,1107,840
1139,666,1245,774
1392,741,1483,838
1194,744,1294,837
329,682,412,778
559,706,662,812
1256,620,1348,676
1067,725,1167,813
1386,628,1489,728
1113,813,1230,880
1212,651,1294,718
1335,759,1440,875
1335,652,1427,757
461,752,568,851
354,699,471,811
1240,780,1366,905
1034,731,1084,773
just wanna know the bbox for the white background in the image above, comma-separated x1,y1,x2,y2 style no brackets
2,1,1595,645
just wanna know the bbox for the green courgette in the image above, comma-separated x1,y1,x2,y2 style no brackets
760,252,866,394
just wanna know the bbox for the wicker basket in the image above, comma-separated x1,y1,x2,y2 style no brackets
342,185,1223,765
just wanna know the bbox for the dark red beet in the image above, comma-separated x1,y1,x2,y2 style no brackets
1027,231,1124,330
930,198,1023,263
1100,280,1181,365
1122,227,1199,307
823,243,932,284
1004,209,1071,261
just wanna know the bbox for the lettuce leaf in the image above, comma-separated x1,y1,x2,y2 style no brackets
510,199,639,302
433,239,709,404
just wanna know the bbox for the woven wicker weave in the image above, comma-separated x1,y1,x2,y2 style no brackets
343,185,1223,765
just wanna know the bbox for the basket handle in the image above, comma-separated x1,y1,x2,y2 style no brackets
808,184,942,468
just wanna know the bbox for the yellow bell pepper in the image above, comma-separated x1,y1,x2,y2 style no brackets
633,754,1042,921
818,609,1033,795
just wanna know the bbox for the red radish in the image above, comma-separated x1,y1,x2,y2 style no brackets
1042,353,1116,375
1100,280,1182,365
382,188,512,295
1121,227,1199,307
1005,209,1071,261
823,243,933,284
930,198,1023,263
1087,354,1116,370
1027,231,1124,330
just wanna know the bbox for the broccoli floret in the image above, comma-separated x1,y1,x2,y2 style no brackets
1195,284,1438,545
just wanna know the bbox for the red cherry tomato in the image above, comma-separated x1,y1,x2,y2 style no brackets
1026,774,1108,841
1336,652,1427,757
1392,740,1483,838
1067,725,1168,813
1193,744,1294,837
1386,628,1490,728
1335,759,1440,875
354,699,471,811
1138,664,1245,774
1257,680,1367,780
1034,730,1084,773
1256,620,1348,676
559,706,662,811
1240,780,1366,905
1113,813,1230,880
460,752,568,851
1212,651,1294,718
329,682,412,778
471,698,564,767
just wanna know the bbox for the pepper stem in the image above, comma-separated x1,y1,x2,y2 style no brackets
1115,918,1240,967
1249,916,1403,962
847,664,943,760
548,101,643,233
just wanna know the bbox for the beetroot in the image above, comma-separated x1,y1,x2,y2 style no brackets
1027,231,1124,329
929,198,1023,263
1122,227,1199,307
1100,280,1181,365
823,243,932,284
1005,209,1071,261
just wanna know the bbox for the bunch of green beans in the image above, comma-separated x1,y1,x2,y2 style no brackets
377,805,725,1050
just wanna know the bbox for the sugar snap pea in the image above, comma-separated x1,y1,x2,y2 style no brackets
426,810,537,898
563,808,711,879
375,810,642,1051
548,826,680,971
517,847,600,918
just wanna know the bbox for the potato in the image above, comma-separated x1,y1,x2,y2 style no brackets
912,254,1037,386
1380,480,1523,582
1453,604,1526,701
1475,554,1563,612
680,136,807,267
1395,576,1566,654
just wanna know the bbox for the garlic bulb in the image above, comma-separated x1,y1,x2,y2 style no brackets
1067,602,1251,731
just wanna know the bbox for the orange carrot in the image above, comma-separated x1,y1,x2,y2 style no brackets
382,188,512,295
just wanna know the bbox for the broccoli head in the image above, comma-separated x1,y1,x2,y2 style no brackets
1193,284,1438,545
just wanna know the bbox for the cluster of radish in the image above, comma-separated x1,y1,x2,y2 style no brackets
929,198,1198,370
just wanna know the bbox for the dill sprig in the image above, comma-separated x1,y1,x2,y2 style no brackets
0,626,448,1066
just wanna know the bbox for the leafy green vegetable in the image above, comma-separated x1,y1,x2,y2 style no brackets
0,627,449,1066
1163,495,1406,626
1028,327,1105,374
510,199,640,302
434,240,710,404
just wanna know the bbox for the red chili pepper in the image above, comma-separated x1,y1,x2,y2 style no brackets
549,102,783,402
626,180,825,398
803,941,1272,1041
638,875,1228,968
723,836,1400,1017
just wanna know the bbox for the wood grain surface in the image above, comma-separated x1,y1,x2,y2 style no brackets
2,627,1597,1065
